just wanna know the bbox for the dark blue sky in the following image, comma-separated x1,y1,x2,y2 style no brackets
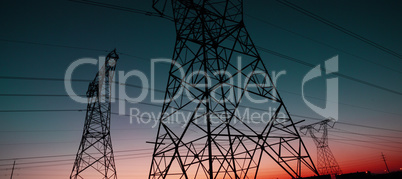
0,0,401,178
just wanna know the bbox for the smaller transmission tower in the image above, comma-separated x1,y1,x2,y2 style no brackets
300,118,342,176
70,49,119,179
381,152,390,173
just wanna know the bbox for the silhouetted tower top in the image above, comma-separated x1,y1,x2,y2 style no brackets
153,0,244,38
300,118,342,175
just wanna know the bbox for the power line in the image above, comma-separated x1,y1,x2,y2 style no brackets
3,34,402,97
0,126,400,148
280,90,402,116
3,32,402,106
2,91,400,116
3,90,402,130
1,108,402,157
1,75,402,133
0,38,108,52
0,128,145,133
0,152,151,167
64,0,402,95
0,109,84,113
0,136,397,167
0,148,152,161
0,143,240,166
276,0,402,60
0,76,166,94
8,73,402,116
338,156,383,164
255,45,402,96
0,143,246,164
329,133,402,147
245,14,402,75
331,140,401,153
0,94,85,97
68,0,173,21
336,121,402,133
0,132,398,172
0,130,398,173
1,3,400,97
1,93,401,134
1,105,401,134
329,128,402,139
0,39,149,63
0,137,153,146
3,126,399,147
0,154,152,171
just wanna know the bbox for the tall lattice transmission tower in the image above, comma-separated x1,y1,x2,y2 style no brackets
70,49,119,179
149,1,318,178
300,118,342,176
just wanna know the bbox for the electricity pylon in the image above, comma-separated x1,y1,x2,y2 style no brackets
149,1,318,178
300,118,341,175
70,49,118,179
381,152,390,173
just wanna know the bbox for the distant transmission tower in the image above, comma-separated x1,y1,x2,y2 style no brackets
381,152,390,173
149,1,318,178
300,118,341,175
70,49,119,179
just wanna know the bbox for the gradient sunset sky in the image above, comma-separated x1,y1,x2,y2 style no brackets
0,0,401,178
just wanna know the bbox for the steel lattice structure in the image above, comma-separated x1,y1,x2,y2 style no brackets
300,119,341,176
149,1,318,178
70,49,119,179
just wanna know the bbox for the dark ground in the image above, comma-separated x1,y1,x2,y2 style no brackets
303,171,402,179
